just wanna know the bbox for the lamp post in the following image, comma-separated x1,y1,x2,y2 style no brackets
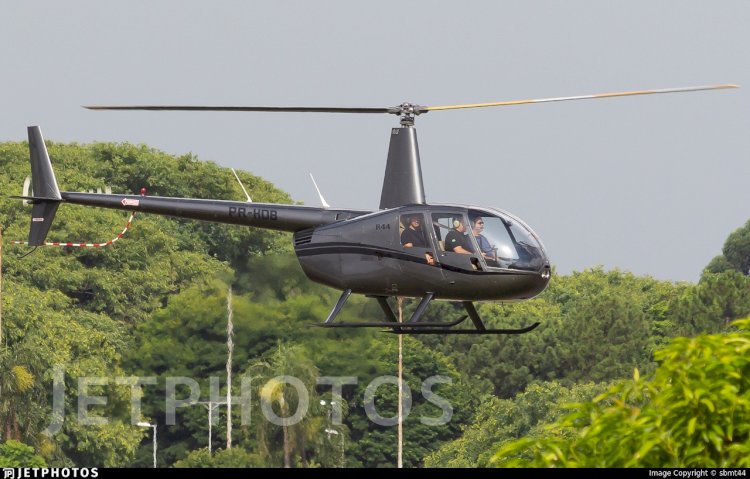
319,400,344,468
137,421,157,468
196,400,226,454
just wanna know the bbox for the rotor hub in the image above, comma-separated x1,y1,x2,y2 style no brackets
388,103,428,127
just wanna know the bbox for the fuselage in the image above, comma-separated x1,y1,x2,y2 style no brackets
295,204,551,301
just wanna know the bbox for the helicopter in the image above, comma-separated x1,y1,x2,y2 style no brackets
17,84,737,334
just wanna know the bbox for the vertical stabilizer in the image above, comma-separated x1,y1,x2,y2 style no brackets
28,126,61,200
26,126,61,245
379,126,426,209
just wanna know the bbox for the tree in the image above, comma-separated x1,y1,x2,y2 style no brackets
339,335,479,468
1,138,304,466
173,447,264,468
244,342,325,468
421,268,676,398
723,219,750,275
424,381,608,467
493,317,750,468
0,440,46,467
703,219,750,276
0,360,35,441
669,270,750,335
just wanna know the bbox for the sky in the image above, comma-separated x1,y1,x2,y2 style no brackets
1,1,748,282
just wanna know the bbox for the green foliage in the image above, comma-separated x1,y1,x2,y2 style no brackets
722,220,750,275
0,142,259,324
173,447,265,468
703,219,750,276
0,281,141,465
421,268,679,398
0,138,295,467
425,381,608,467
0,440,47,467
244,342,328,468
670,270,750,336
705,254,734,274
127,265,477,468
493,317,750,468
340,335,479,468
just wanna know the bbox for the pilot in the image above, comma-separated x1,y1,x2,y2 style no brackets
445,217,475,254
401,215,428,248
470,216,495,259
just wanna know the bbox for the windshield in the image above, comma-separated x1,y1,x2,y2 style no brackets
468,210,546,271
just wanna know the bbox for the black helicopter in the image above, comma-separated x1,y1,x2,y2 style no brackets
18,84,737,334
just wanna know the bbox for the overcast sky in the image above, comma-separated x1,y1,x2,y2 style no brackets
2,1,748,282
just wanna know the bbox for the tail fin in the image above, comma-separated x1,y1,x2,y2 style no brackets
26,126,62,246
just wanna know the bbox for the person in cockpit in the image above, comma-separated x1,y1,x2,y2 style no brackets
401,214,435,266
445,217,474,254
401,215,428,248
471,215,498,264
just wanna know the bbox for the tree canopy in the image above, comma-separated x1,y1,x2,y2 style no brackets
493,318,750,468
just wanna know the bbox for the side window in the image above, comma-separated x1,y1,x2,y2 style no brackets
431,214,450,251
399,213,428,248
432,213,473,253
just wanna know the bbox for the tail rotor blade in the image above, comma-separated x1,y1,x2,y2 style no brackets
22,176,32,205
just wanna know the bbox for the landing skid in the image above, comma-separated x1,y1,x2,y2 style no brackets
385,322,540,335
318,290,540,336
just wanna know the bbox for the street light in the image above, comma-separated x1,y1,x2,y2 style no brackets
319,400,344,468
196,400,226,455
137,421,157,468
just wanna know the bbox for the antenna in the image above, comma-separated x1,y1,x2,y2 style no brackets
309,173,331,208
231,168,252,202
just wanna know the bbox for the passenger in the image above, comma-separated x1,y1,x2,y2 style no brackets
444,217,474,254
401,215,435,265
401,215,428,248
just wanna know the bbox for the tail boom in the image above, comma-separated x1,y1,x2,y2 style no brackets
60,192,367,232
21,126,368,243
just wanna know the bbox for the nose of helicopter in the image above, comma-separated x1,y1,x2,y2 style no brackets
484,262,551,302
525,263,552,299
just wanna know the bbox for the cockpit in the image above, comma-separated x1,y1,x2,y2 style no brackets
428,208,548,272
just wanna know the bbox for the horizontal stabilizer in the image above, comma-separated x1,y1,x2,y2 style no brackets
11,195,62,203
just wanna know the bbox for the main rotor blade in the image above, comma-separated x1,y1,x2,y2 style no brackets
425,84,739,111
84,105,391,114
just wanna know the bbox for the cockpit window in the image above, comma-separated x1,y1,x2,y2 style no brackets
468,210,546,271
